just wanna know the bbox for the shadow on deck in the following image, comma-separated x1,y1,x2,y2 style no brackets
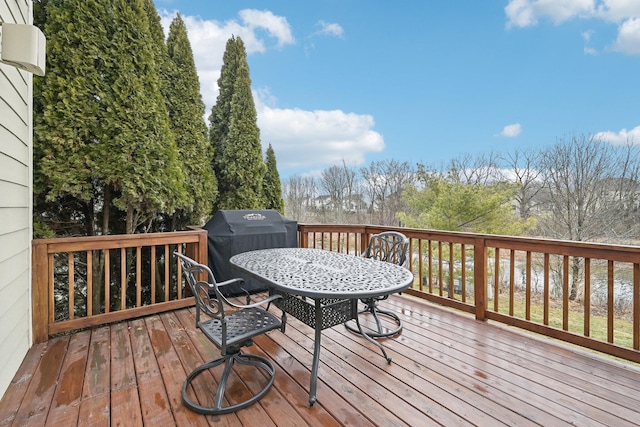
1,294,640,426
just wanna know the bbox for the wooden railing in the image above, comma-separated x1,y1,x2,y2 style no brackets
298,224,640,364
31,224,640,364
31,230,207,343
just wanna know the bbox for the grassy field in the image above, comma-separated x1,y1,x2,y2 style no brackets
415,283,635,350
489,292,635,348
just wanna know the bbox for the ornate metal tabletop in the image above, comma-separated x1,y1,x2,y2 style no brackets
230,247,414,406
229,248,414,299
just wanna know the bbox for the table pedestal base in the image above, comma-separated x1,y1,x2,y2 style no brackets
273,292,392,406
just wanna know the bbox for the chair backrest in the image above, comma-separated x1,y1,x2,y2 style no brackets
174,252,225,322
363,231,409,268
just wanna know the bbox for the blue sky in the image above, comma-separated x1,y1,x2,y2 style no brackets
154,1,640,179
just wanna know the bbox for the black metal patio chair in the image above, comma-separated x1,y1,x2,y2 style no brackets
344,231,409,338
174,252,286,415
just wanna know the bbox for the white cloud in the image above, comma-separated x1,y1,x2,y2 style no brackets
595,0,640,22
499,123,523,137
611,17,640,54
159,9,295,110
505,0,538,27
505,0,640,55
255,93,385,171
594,125,640,144
238,9,295,47
159,10,382,175
582,29,599,54
314,21,345,38
505,0,595,28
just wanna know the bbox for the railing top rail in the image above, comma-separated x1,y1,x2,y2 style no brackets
33,230,207,253
298,223,640,259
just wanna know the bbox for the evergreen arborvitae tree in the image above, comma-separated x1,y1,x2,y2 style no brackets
35,0,115,236
210,36,266,210
215,37,266,209
36,0,186,236
103,0,185,234
263,144,285,213
142,0,174,111
166,14,217,228
209,37,240,181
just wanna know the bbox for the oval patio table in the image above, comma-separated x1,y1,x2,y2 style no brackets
230,247,414,406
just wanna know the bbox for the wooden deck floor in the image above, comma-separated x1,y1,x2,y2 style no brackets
1,294,640,426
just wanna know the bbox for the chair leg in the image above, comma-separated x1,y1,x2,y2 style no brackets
182,351,276,415
345,298,403,338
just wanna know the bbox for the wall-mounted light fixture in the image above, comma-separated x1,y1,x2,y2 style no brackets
0,23,46,76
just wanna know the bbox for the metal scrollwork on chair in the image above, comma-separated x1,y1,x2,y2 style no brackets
175,252,286,415
344,231,409,338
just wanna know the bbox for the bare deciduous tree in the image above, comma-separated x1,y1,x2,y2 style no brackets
361,159,415,225
539,134,640,299
540,134,640,241
448,151,502,185
501,147,545,219
319,161,359,223
283,175,317,222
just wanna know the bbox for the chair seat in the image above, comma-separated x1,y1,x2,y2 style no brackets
345,231,409,339
345,297,403,338
174,252,286,415
199,307,282,352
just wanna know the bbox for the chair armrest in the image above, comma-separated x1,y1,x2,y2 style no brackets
216,277,244,288
220,292,283,310
216,277,252,304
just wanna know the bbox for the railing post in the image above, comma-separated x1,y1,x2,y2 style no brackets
634,263,640,351
197,229,208,264
31,240,49,343
185,229,209,284
299,226,309,248
361,226,373,255
474,237,487,321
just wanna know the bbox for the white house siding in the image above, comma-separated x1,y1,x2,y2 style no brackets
0,0,34,400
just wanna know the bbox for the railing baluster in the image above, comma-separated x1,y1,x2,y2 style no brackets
165,244,170,302
526,251,531,321
151,246,156,304
544,253,550,325
417,239,423,292
608,260,614,343
87,250,92,317
449,242,455,299
69,253,75,320
105,249,110,313
121,248,126,310
428,240,433,294
584,258,591,336
563,256,569,331
494,247,500,312
509,249,515,316
48,253,54,325
461,243,467,303
438,241,443,297
136,247,141,307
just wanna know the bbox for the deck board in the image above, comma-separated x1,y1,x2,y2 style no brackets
2,294,640,426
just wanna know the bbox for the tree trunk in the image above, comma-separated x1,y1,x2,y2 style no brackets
102,185,111,236
126,206,134,234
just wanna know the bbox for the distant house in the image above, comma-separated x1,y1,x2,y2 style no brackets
312,194,367,213
312,195,332,210
0,1,37,399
